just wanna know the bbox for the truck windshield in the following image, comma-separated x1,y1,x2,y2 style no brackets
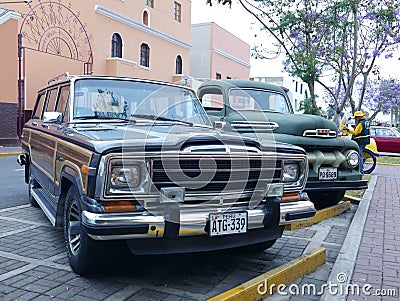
228,88,290,113
73,78,211,126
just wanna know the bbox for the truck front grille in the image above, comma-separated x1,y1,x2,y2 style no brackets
151,157,282,193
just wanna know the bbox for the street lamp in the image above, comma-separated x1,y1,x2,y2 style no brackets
0,0,31,4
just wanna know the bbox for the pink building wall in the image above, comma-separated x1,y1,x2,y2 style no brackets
0,0,191,115
190,22,250,80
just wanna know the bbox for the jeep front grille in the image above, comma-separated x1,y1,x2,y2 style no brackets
151,157,283,194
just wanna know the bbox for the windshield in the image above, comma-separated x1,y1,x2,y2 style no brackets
73,78,211,126
228,88,290,113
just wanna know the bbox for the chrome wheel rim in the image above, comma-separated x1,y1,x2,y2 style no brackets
68,199,81,256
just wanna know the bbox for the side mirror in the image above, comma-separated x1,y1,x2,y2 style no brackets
213,120,226,130
43,112,62,124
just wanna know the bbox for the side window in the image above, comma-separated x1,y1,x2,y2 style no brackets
45,88,58,112
200,89,224,110
56,85,70,122
32,93,46,119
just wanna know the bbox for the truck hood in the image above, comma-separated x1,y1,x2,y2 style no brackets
64,122,304,155
227,110,337,136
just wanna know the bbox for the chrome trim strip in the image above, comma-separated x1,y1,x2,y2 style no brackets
303,129,337,138
232,121,279,130
30,188,56,226
279,199,315,225
83,207,269,240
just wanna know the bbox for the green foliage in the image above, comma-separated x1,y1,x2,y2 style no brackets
299,98,320,115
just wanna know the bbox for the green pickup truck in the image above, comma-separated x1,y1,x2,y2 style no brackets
197,80,368,209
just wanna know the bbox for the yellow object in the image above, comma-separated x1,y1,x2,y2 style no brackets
285,201,350,231
208,248,326,301
353,111,366,118
365,137,378,154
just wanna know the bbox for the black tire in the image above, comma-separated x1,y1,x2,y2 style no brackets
28,174,39,208
362,149,377,174
64,185,99,275
308,190,345,210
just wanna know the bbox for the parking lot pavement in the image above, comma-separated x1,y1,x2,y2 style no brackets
0,200,357,301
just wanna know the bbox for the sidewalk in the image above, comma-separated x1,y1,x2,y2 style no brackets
321,164,400,301
349,165,400,301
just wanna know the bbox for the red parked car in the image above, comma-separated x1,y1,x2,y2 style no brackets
370,126,400,153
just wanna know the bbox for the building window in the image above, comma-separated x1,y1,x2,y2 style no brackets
145,0,154,8
174,2,181,22
226,76,231,79
140,43,150,67
175,55,182,74
111,33,122,58
216,73,222,79
142,10,149,26
300,83,303,94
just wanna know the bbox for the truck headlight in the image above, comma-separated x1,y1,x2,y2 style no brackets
111,166,140,188
346,150,359,168
106,160,149,195
283,163,299,182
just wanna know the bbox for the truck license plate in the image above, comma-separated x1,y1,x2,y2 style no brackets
209,212,247,237
318,167,338,180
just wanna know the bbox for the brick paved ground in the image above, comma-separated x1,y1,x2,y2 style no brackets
348,165,400,301
0,202,357,301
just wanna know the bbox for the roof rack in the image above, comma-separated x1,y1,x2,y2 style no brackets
47,72,74,84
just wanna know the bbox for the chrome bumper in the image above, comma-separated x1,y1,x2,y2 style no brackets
279,193,316,225
82,206,273,240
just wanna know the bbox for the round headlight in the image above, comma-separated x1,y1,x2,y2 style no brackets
346,150,359,168
283,163,299,182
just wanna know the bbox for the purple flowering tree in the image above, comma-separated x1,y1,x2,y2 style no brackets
206,0,400,118
362,78,400,122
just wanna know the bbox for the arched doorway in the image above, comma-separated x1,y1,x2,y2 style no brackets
17,0,93,138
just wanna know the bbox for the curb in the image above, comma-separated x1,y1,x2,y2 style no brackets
376,162,400,166
342,195,362,204
0,152,22,157
320,175,378,301
285,201,351,231
208,247,326,301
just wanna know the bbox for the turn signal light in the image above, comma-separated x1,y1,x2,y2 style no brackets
282,193,300,202
104,201,137,213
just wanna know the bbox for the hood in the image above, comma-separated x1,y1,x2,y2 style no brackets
226,110,337,137
63,122,304,155
65,122,288,154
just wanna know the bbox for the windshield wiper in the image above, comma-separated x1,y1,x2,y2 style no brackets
130,114,193,126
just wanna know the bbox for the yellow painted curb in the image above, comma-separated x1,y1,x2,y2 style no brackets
0,152,22,157
208,247,326,301
285,201,351,231
343,195,361,204
376,162,400,166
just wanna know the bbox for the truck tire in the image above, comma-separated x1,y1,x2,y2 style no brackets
64,185,99,275
308,190,345,210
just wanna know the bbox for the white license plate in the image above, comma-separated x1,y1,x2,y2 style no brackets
319,167,338,180
209,212,247,237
